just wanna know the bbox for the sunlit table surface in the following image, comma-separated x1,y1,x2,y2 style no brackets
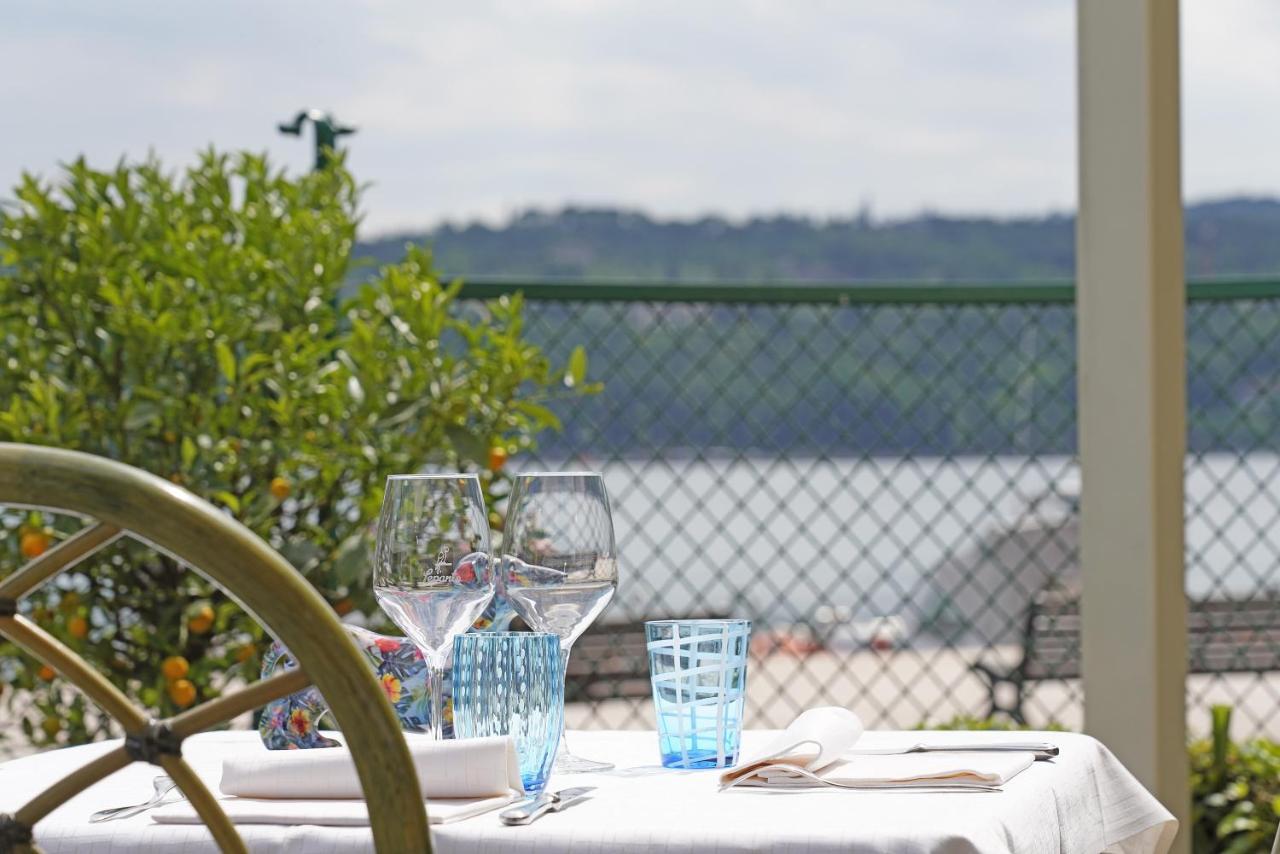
0,728,1176,854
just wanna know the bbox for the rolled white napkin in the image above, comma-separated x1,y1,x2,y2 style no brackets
219,733,523,800
720,707,1034,791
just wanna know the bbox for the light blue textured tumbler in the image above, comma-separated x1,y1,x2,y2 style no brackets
452,632,563,793
646,619,751,769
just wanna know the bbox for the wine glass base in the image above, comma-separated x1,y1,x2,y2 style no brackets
555,751,615,773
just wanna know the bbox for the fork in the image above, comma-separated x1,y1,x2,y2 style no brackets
90,776,184,822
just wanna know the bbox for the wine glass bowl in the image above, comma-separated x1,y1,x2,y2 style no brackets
501,471,618,772
373,474,495,740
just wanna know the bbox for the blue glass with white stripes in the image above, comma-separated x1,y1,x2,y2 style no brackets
645,619,752,769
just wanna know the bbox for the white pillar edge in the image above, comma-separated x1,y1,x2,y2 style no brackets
1076,0,1189,850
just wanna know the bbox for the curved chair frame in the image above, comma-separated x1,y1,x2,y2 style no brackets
0,443,432,853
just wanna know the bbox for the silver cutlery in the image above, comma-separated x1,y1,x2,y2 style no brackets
499,786,595,826
90,776,184,823
846,741,1059,761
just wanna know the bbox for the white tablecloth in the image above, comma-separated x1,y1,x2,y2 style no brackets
0,729,1177,854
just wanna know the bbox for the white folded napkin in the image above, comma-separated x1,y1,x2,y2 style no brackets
219,732,522,800
720,707,1034,791
149,732,525,828
151,794,518,827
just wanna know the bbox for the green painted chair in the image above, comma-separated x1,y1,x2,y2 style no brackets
0,443,432,853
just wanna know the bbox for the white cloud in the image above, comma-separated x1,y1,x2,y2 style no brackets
1183,0,1280,201
0,1,1273,233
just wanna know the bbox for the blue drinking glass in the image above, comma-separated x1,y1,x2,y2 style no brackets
646,619,752,769
452,631,563,793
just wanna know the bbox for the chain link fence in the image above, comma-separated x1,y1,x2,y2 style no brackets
462,280,1280,739
1185,293,1280,738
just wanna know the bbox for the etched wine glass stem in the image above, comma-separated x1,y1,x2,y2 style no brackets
427,660,445,742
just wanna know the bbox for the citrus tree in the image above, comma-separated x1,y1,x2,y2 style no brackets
0,150,590,746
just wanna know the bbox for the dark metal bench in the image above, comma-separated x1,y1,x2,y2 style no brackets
566,615,726,703
971,586,1280,723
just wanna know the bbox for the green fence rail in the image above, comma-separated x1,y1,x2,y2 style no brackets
457,275,1280,304
457,276,1280,738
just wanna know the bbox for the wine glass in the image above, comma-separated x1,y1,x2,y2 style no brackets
373,474,494,741
501,471,618,773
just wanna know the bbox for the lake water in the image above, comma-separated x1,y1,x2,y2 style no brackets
523,453,1280,640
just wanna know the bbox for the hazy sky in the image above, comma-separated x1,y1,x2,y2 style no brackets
1,1,1276,234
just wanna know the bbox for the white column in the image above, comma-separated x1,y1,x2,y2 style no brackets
1076,0,1188,849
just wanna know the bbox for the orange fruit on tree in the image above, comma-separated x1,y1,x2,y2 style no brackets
488,446,509,472
161,656,190,681
37,664,56,681
188,605,215,635
67,616,89,639
235,645,255,663
269,476,291,500
168,678,197,708
333,598,355,617
20,530,51,559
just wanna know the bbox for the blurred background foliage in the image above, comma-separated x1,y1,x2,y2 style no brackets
1189,705,1280,854
0,150,592,746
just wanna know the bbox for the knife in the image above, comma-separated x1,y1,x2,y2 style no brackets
846,741,1059,761
499,786,595,826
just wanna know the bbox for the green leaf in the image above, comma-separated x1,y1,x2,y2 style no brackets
215,341,236,384
211,491,241,513
565,345,587,388
123,401,162,431
100,281,125,307
330,533,368,586
513,400,562,431
181,436,197,469
279,540,323,574
240,353,273,378
444,425,489,463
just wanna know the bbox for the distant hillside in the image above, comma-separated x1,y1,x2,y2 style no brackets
356,197,1280,281
351,198,1280,460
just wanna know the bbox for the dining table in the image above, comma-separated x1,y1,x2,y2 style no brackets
0,727,1178,854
